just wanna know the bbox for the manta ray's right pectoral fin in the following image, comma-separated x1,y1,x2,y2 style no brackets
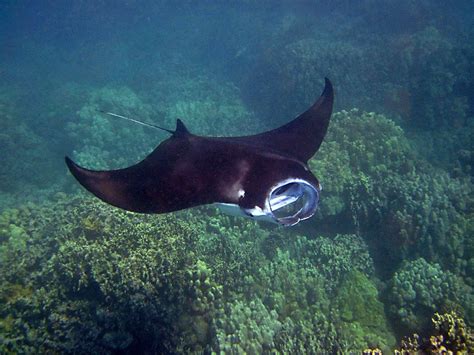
65,156,156,213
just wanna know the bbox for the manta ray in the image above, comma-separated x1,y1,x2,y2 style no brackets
66,78,334,226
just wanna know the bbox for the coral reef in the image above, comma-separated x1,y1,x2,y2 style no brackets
310,109,416,227
387,258,473,333
193,210,385,352
392,26,471,130
0,90,59,194
65,71,260,173
2,94,471,354
247,37,389,122
285,233,374,294
335,270,395,352
245,15,473,169
207,244,340,353
1,105,471,353
309,109,473,279
211,298,282,353
66,86,158,170
396,311,474,354
0,195,211,353
1,3,473,353
0,193,391,353
194,210,268,295
157,74,259,137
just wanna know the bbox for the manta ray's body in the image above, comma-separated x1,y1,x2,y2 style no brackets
66,78,334,226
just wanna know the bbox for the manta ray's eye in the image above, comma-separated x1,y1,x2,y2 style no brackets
268,179,319,226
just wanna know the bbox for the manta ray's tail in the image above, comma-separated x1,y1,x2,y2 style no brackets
98,110,174,134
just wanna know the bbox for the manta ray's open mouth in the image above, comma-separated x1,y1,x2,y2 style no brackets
267,178,319,226
215,178,319,227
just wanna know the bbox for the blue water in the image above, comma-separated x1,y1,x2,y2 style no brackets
0,1,473,353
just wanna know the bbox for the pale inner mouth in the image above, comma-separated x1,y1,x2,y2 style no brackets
268,179,319,226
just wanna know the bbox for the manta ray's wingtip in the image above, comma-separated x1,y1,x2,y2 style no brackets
65,156,85,182
322,77,333,97
65,156,96,183
65,156,74,171
65,156,83,174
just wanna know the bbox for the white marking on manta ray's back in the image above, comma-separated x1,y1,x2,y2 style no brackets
220,159,249,201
